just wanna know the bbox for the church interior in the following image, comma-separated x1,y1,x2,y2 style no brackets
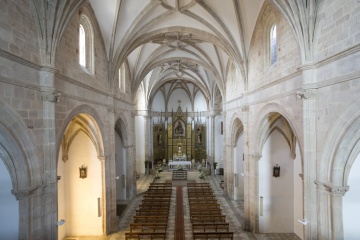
0,0,360,239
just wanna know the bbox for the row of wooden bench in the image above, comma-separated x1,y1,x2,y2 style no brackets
125,182,172,239
187,182,234,240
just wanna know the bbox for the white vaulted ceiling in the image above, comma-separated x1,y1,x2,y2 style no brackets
89,0,265,107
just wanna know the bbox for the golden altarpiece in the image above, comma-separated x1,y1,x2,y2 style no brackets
153,104,206,163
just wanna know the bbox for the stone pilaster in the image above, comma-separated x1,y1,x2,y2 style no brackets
98,155,108,234
40,67,59,239
247,153,261,233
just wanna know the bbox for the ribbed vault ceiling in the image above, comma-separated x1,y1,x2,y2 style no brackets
89,0,265,106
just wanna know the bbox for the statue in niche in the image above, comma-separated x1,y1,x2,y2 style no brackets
174,121,185,137
157,128,163,144
197,127,202,144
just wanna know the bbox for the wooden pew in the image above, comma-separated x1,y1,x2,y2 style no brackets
188,195,216,200
192,223,230,232
190,209,222,216
190,215,226,223
130,223,167,233
189,203,221,209
148,186,172,190
125,232,166,239
133,215,168,223
142,200,170,206
139,204,169,210
136,209,169,216
187,183,210,186
193,232,234,239
189,199,218,204
143,195,171,200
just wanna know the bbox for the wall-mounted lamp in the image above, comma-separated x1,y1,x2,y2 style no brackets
273,164,280,177
79,165,87,179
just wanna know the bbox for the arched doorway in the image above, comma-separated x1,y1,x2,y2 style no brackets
0,156,19,239
257,113,303,238
343,154,360,239
232,118,244,201
57,113,105,238
115,118,128,217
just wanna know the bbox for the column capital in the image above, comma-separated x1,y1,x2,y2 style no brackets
41,91,60,103
296,89,317,100
98,155,108,162
11,184,45,200
315,181,349,196
107,105,116,113
249,153,262,161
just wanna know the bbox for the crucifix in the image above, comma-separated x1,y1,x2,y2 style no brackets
177,99,181,106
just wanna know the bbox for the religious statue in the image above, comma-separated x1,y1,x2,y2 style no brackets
157,128,162,144
197,127,202,144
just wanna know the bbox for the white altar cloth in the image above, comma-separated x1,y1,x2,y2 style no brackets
168,161,191,170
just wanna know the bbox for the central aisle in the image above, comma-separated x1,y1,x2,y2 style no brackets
174,186,185,239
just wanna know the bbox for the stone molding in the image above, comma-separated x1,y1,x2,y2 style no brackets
315,181,349,196
11,184,45,200
108,106,116,113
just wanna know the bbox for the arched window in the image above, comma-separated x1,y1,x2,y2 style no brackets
79,15,94,74
119,63,126,92
270,24,277,65
79,24,86,67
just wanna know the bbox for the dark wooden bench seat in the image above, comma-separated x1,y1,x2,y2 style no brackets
191,215,226,223
188,195,216,200
189,199,218,204
187,183,210,186
192,223,230,232
139,204,169,210
133,215,168,223
193,232,234,240
142,199,170,205
189,203,221,209
125,232,167,239
136,209,169,216
130,223,167,233
190,209,222,215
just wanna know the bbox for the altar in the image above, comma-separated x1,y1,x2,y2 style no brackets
168,161,191,170
173,154,186,161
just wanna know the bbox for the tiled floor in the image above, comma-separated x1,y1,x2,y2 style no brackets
66,171,300,240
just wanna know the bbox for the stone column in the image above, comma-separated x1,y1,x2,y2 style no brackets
247,153,261,233
316,182,349,240
210,115,215,164
144,115,150,171
107,106,117,233
40,67,60,239
298,87,318,239
98,155,108,234
125,145,136,199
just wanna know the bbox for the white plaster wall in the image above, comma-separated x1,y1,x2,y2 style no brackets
168,89,191,112
343,154,360,239
57,148,66,240
64,131,102,236
135,116,145,174
0,158,19,240
293,142,304,239
259,130,294,233
115,131,126,200
151,91,166,112
234,132,244,200
194,92,207,111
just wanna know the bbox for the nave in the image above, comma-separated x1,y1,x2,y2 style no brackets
65,172,300,240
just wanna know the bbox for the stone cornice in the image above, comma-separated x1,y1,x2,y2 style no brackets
0,49,42,71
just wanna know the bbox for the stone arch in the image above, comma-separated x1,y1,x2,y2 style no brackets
56,104,106,163
229,113,245,147
0,100,41,192
320,101,360,187
251,103,302,162
115,112,131,146
0,100,41,239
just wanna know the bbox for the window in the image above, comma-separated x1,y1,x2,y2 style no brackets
270,24,277,65
79,15,94,74
79,24,86,67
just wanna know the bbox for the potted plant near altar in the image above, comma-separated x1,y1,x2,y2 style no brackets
213,162,218,175
199,171,205,180
144,160,149,174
